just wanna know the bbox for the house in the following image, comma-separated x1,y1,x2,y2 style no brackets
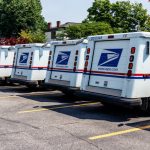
45,21,80,41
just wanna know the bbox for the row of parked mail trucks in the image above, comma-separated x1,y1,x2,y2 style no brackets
1,32,150,112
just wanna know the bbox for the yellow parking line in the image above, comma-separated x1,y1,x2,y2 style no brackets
0,95,18,99
18,102,100,114
89,125,150,140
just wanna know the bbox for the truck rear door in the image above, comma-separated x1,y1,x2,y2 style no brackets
88,40,129,90
14,47,32,77
50,45,76,81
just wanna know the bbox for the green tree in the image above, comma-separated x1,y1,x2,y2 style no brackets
85,0,149,32
19,29,46,43
111,1,148,32
0,0,46,37
59,22,113,40
84,0,112,23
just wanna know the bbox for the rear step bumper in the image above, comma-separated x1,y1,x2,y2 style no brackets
10,78,38,86
44,83,80,91
78,91,142,107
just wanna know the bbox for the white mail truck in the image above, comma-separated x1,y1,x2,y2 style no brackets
0,46,15,82
80,32,150,112
44,39,87,94
11,43,50,87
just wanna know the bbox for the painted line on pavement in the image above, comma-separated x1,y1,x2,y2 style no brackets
89,125,150,140
18,102,100,114
0,95,19,99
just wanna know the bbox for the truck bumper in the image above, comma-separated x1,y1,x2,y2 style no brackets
10,78,38,86
78,91,142,107
44,82,80,92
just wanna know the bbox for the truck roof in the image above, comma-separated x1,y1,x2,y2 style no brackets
0,46,11,49
50,39,88,46
16,43,44,48
0,46,15,51
88,32,150,41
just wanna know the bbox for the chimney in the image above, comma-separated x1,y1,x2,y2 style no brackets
48,22,51,30
57,21,61,28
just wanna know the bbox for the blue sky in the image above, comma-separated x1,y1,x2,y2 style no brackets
40,0,150,26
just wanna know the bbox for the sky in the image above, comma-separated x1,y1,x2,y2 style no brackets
40,0,150,27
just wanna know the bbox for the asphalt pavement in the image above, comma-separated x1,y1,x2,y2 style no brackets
0,83,149,150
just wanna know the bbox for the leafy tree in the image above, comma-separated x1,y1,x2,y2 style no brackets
0,0,46,37
84,0,112,23
19,29,46,43
58,22,113,39
84,0,149,32
111,1,148,32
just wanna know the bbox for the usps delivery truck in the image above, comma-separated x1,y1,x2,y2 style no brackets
45,39,87,94
11,43,50,87
80,32,150,112
0,46,15,82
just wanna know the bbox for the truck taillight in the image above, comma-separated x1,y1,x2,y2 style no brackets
127,47,136,77
48,60,51,64
84,67,87,72
29,54,33,68
129,55,134,62
47,51,52,69
85,61,88,67
13,53,16,65
87,48,90,54
73,67,76,72
75,56,78,61
131,47,136,54
49,51,52,55
74,62,77,66
128,63,133,69
86,55,89,60
73,50,78,72
84,50,90,72
76,50,78,55
127,70,132,77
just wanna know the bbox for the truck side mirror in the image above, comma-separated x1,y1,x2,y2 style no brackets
146,41,150,55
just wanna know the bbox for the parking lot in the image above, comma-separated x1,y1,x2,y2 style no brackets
0,83,149,150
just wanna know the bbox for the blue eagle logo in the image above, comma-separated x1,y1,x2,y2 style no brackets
56,51,71,65
98,49,123,67
19,53,29,64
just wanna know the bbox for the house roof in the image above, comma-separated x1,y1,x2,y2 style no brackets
47,22,80,32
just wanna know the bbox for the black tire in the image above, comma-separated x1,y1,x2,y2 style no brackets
3,77,11,85
26,84,38,90
62,90,75,97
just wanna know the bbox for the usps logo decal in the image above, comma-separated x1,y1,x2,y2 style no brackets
56,51,71,65
98,49,123,67
19,53,29,64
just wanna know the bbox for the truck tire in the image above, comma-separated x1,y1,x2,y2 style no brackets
26,84,38,89
141,98,150,113
62,90,75,97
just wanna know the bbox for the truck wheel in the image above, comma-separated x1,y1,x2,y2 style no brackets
4,77,9,84
62,90,74,97
141,98,150,113
26,84,38,89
